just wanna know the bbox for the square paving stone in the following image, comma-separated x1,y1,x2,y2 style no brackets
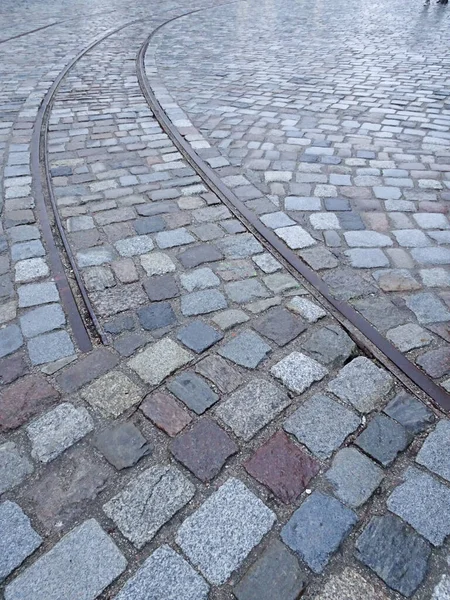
212,308,249,330
103,465,195,549
138,302,177,331
140,252,176,276
177,320,223,353
181,289,228,316
387,467,450,546
245,431,320,503
218,330,271,368
284,394,360,459
416,347,450,379
355,414,410,466
167,372,219,414
93,423,151,470
217,234,263,258
156,228,195,248
0,353,27,385
19,303,66,338
286,296,326,322
327,357,393,412
234,539,306,600
133,216,166,234
115,545,209,600
141,391,192,436
4,519,126,600
180,267,220,292
195,355,244,393
56,348,119,393
281,491,357,573
0,324,23,359
384,392,436,434
224,279,269,304
271,351,328,394
28,330,74,365
0,442,33,495
405,292,450,324
314,567,390,600
128,339,193,386
115,235,154,257
216,378,290,441
355,513,431,597
386,323,433,352
171,418,238,482
80,371,143,418
176,478,275,585
325,447,384,508
0,501,42,581
353,297,410,332
303,324,356,368
416,420,450,481
253,306,306,346
26,403,94,463
178,244,224,268
143,275,179,301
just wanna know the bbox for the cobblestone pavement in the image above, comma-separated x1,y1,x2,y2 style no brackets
1,1,450,599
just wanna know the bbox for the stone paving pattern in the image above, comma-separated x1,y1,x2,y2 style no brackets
1,0,450,599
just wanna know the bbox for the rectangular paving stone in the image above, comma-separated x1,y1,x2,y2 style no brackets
143,275,179,301
281,491,357,573
218,330,271,368
353,297,410,331
303,324,356,368
138,302,177,331
387,467,450,546
140,252,176,275
0,324,23,358
178,244,224,268
313,568,390,600
180,267,220,292
80,371,143,418
0,501,42,582
0,442,33,495
28,330,75,365
177,320,223,353
386,323,433,352
93,422,151,470
217,233,263,258
234,539,306,600
167,372,218,414
4,519,126,600
355,513,431,597
355,414,410,466
384,392,436,434
253,306,306,346
103,465,195,548
114,235,154,257
275,225,316,249
141,391,192,437
26,403,94,463
271,351,328,394
286,296,326,322
431,575,450,600
155,228,195,248
405,292,450,324
225,279,269,304
212,308,249,330
115,545,209,600
128,339,193,386
284,394,360,459
181,288,228,316
416,347,450,379
19,303,65,338
56,348,119,393
416,420,450,482
216,378,290,441
176,478,275,584
195,355,243,393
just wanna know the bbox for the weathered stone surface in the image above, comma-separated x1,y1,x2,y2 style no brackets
314,568,389,600
219,330,271,368
0,501,42,582
355,414,410,466
344,231,392,247
275,225,315,249
216,259,257,282
327,357,393,412
271,351,328,394
177,320,223,353
103,465,195,548
94,423,151,470
387,323,433,352
114,235,154,256
216,378,290,440
0,442,33,495
91,283,147,317
431,575,450,600
284,394,360,459
286,297,326,322
0,324,23,359
15,257,49,282
373,269,421,292
143,275,179,301
224,279,269,304
217,233,263,258
20,303,65,338
253,306,306,346
303,324,356,367
323,268,376,301
353,297,410,331
245,431,320,503
180,267,220,291
384,392,435,434
81,371,142,417
4,519,126,600
83,266,115,292
56,348,119,393
195,355,243,393
138,302,177,331
0,374,59,431
141,391,191,436
264,272,300,293
417,347,450,378
212,308,249,330
167,372,219,414
141,252,176,275
253,252,282,274
234,540,306,600
416,420,450,482
405,292,450,324
176,478,275,584
282,492,356,573
26,403,94,463
133,215,166,234
76,247,115,267
0,353,27,385
128,339,193,385
178,244,223,268
28,330,75,365
355,513,431,596
171,418,238,481
155,228,195,248
115,545,209,600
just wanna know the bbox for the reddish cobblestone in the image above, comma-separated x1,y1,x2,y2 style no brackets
140,391,192,437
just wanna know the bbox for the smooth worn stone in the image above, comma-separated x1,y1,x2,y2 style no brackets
0,274,14,300
216,259,257,282
0,324,23,359
156,228,195,248
0,300,17,324
83,266,115,292
282,491,357,573
303,324,356,368
261,211,296,229
115,545,209,600
0,374,59,431
217,233,263,258
18,281,59,307
245,431,320,503
26,403,94,463
218,330,271,368
431,575,450,600
355,513,431,596
80,371,142,418
11,240,45,262
417,347,450,378
0,501,42,582
167,372,219,414
271,351,328,394
300,246,339,270
416,420,450,482
246,297,281,314
176,478,275,585
103,465,195,549
0,442,33,494
253,252,282,274
112,259,138,284
76,247,115,268
181,289,228,316
225,279,269,304
284,394,360,459
286,296,326,322
28,330,75,365
314,568,389,600
141,391,192,437
253,306,306,346
212,308,249,330
387,323,433,352
4,519,126,600
275,225,315,249
103,314,135,335
19,303,65,338
195,355,243,393
411,247,450,266
353,296,409,331
138,302,177,331
373,269,421,292
178,244,224,268
141,252,176,275
325,447,384,508
171,418,238,482
216,378,290,441
94,423,151,470
344,231,392,247
405,292,450,324
384,392,435,434
323,268,376,301
388,467,450,546
134,216,166,234
180,267,220,292
355,414,410,466
56,348,119,393
128,339,192,385
143,275,179,301
345,248,388,268
15,257,49,282
66,215,94,232
0,353,27,385
177,320,223,353
327,357,393,412
40,354,77,375
234,539,306,600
